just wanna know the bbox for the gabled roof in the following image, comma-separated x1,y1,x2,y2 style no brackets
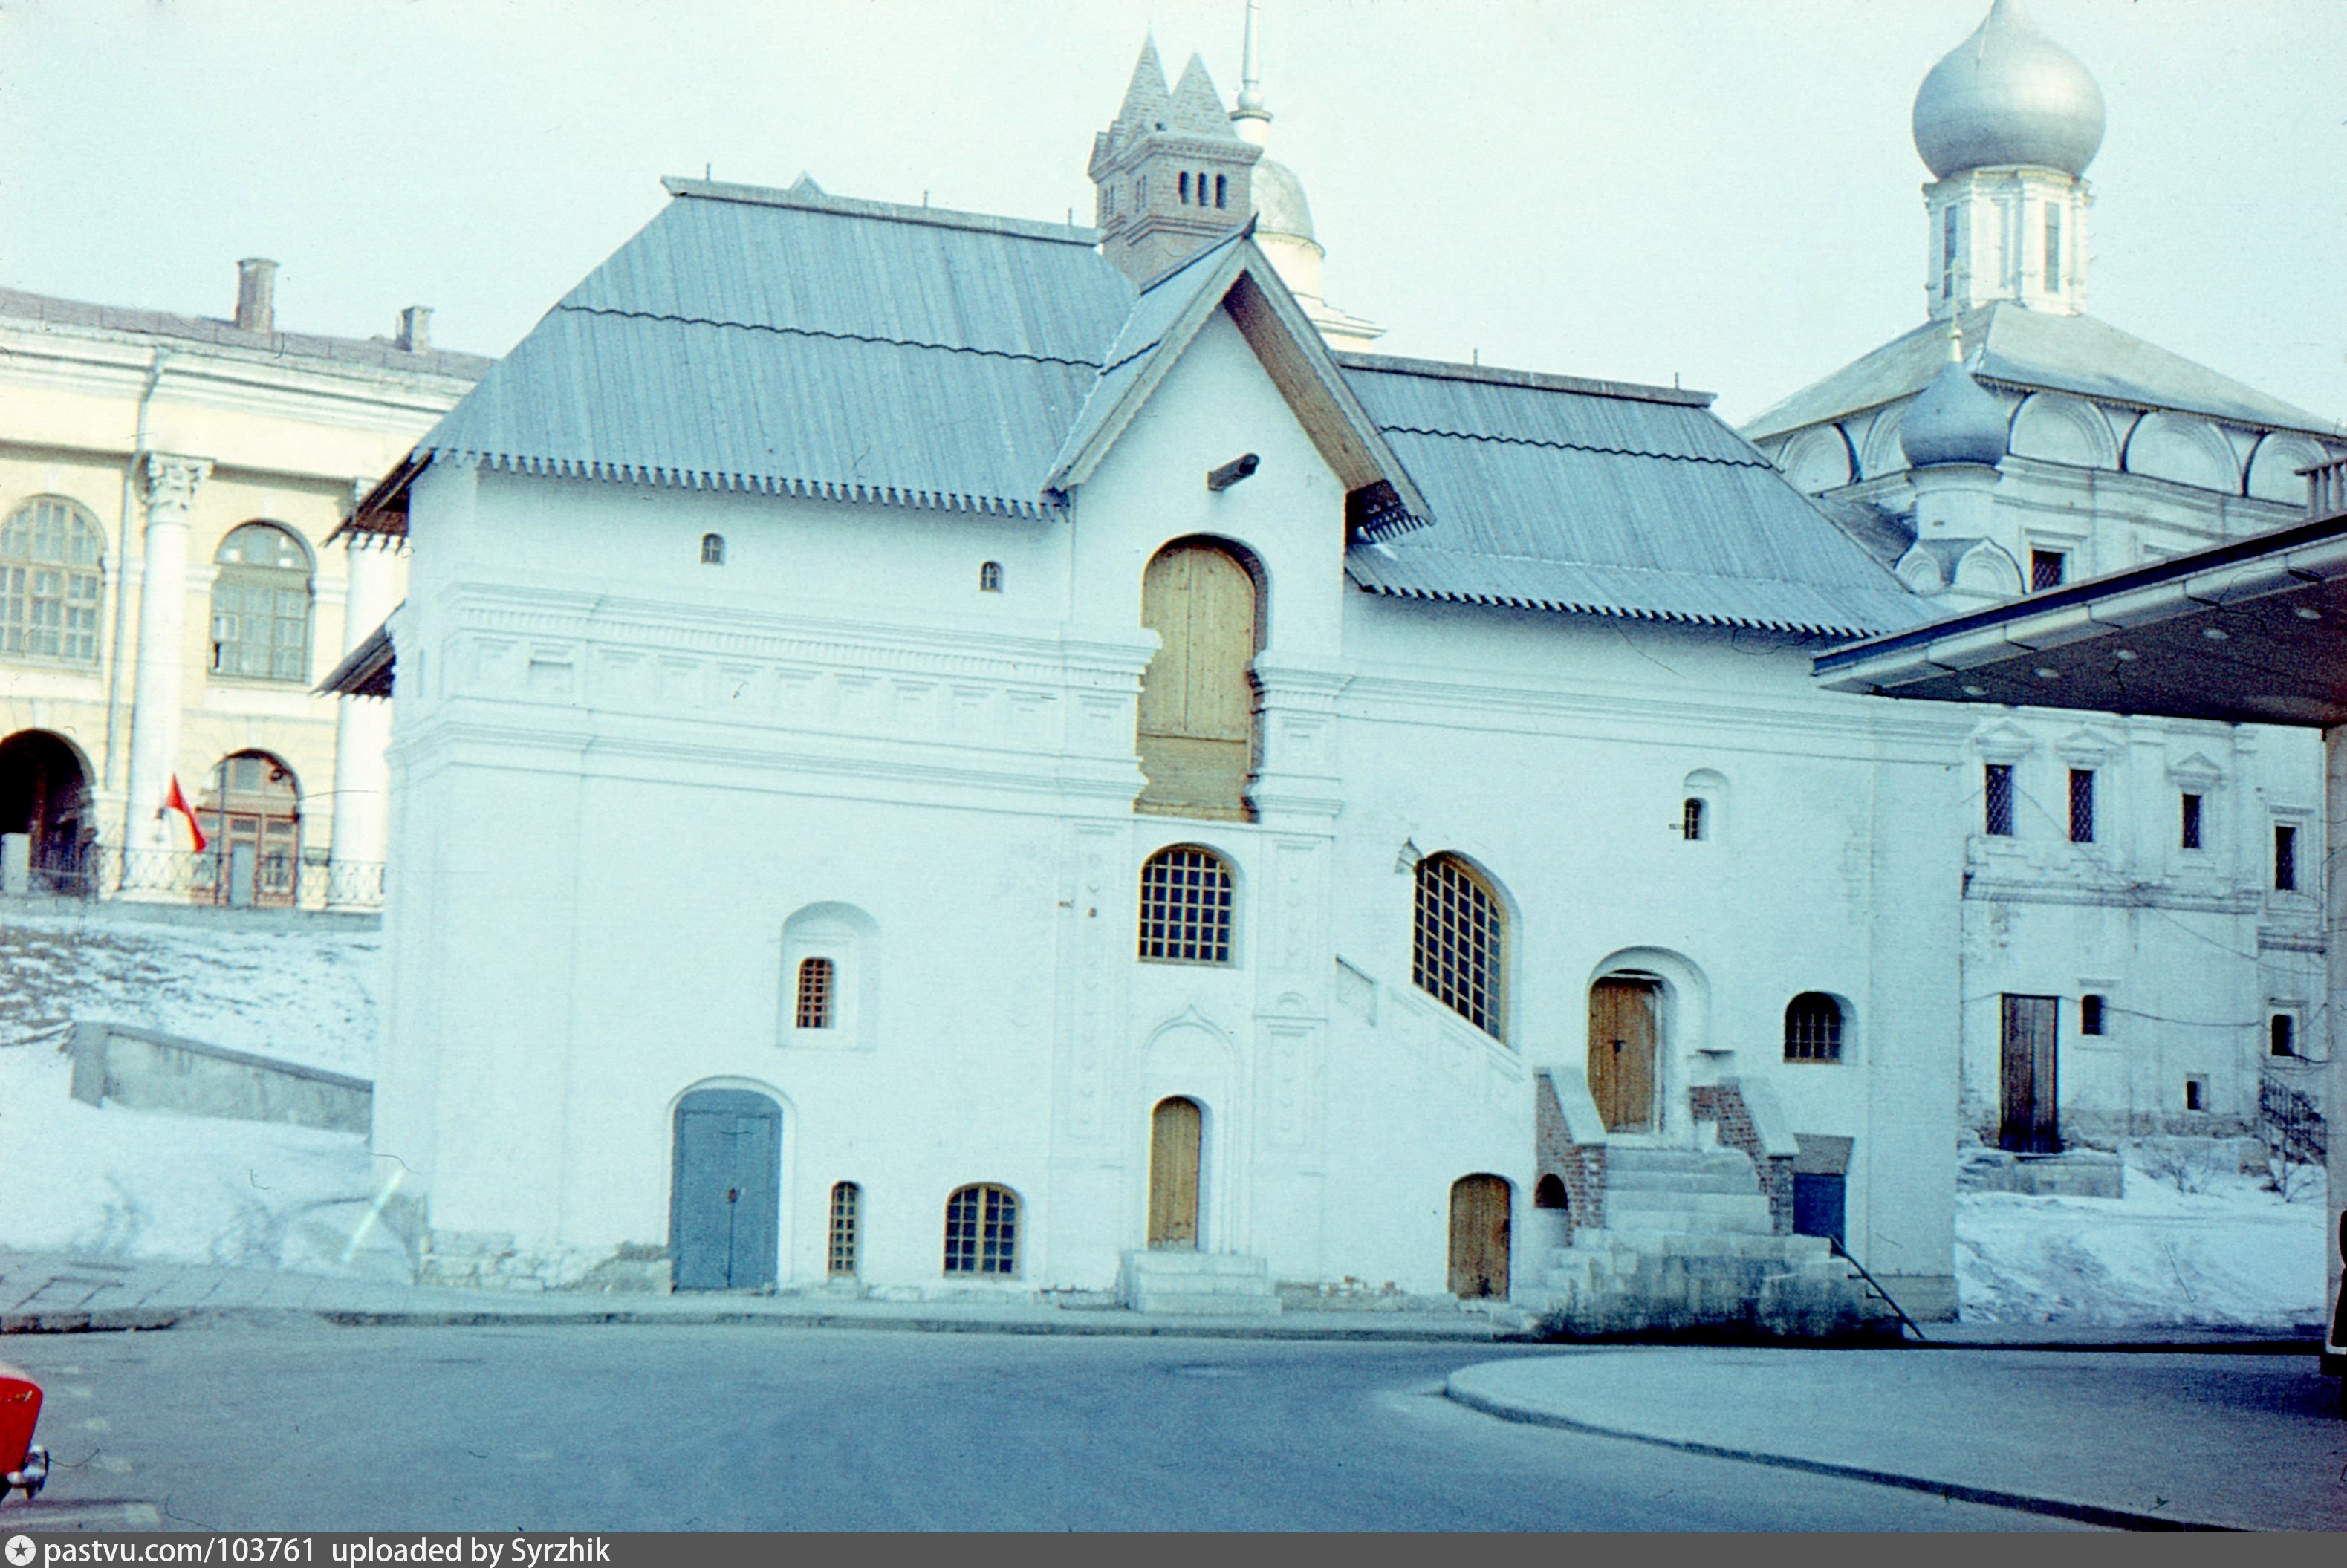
1744,302,2343,444
1044,223,1428,524
1340,354,1931,638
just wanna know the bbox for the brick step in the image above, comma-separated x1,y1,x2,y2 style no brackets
1602,1168,1768,1196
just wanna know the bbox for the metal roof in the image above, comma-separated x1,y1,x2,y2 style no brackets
0,286,493,382
1341,357,1931,637
1744,302,2343,445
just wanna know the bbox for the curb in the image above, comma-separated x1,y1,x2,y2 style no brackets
1441,1376,2241,1532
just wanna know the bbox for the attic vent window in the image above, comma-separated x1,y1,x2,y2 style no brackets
701,533,726,565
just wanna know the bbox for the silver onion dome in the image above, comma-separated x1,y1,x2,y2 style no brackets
1901,340,2010,469
1251,157,1314,243
1912,0,2106,179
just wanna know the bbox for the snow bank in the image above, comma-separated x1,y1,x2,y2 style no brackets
0,905,378,1073
1956,1151,2326,1328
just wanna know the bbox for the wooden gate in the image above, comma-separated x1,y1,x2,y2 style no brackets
1999,994,2062,1154
1147,1096,1203,1249
671,1088,782,1290
1448,1174,1510,1298
1588,977,1660,1133
1137,543,1256,820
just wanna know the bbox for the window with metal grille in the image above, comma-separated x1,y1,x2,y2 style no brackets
2031,550,2067,592
210,523,311,682
979,560,1003,593
2080,994,2104,1035
942,1183,1018,1275
701,533,725,565
2274,824,2298,891
2270,1015,2295,1057
795,957,834,1029
1783,993,1843,1062
2181,793,2203,850
1984,764,2015,836
1138,845,1233,963
1681,798,1706,841
1413,853,1503,1038
2068,769,2094,843
0,497,104,664
827,1182,860,1275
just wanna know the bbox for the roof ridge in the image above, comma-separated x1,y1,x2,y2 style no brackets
1375,421,1770,468
1336,349,1714,407
556,302,1108,371
660,175,1101,247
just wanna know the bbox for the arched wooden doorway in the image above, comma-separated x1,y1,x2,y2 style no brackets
1137,540,1258,821
670,1088,783,1291
199,751,300,907
1147,1096,1204,1249
0,730,92,894
1589,975,1661,1133
1448,1174,1510,1298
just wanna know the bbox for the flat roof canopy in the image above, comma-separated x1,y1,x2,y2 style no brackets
1815,513,2347,729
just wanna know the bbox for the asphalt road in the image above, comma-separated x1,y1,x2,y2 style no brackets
1,1324,2088,1532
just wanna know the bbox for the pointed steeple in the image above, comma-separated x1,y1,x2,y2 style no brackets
1107,36,1172,154
1232,0,1270,145
1088,35,1260,282
1168,53,1237,138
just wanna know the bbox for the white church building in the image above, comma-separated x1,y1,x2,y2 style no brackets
335,4,2333,1325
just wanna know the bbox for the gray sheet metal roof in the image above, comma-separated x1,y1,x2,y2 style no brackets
1744,302,2343,443
0,286,493,382
1342,356,1931,637
415,178,1132,518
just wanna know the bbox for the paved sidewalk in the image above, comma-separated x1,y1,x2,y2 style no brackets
0,1249,1522,1340
1447,1346,2347,1532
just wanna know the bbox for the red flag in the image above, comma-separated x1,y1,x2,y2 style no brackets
164,775,207,853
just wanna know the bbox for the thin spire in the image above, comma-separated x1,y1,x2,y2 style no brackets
1232,0,1271,144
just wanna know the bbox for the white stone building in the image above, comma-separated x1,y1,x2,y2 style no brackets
1744,0,2343,1151
336,34,1986,1329
0,263,486,909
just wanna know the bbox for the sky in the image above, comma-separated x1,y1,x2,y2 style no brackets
0,0,2340,428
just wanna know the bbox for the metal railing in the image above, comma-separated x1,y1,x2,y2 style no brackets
15,847,385,912
2259,1068,2326,1168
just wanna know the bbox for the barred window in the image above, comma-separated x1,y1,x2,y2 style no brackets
1681,798,1706,841
210,522,311,683
1984,764,2015,836
2031,549,2067,593
943,1183,1018,1275
828,1182,860,1276
795,957,834,1029
1138,845,1233,964
0,497,104,664
1413,853,1503,1038
1784,993,1843,1062
2068,768,2095,844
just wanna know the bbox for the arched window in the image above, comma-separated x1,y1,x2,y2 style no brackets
1681,798,1706,840
828,1182,860,1276
1785,992,1843,1062
1137,539,1259,820
0,497,104,665
978,560,1003,593
795,957,834,1029
1413,853,1504,1038
1138,845,1233,964
210,522,311,682
1215,174,1227,209
943,1183,1019,1275
701,533,726,565
1178,172,1190,204
1533,1174,1568,1210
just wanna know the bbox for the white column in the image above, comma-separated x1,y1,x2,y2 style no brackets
2323,725,2345,1367
119,453,211,859
327,537,397,908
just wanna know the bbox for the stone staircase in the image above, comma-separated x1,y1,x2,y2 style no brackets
1118,1249,1282,1316
1530,1145,1877,1339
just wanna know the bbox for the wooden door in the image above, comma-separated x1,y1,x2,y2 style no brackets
1999,994,2061,1154
671,1089,782,1290
1588,977,1660,1133
1137,544,1255,819
1448,1175,1510,1298
1147,1096,1203,1249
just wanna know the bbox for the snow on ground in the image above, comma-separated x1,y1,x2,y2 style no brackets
1957,1152,2327,1329
0,904,378,1073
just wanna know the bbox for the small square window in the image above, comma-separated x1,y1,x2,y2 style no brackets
2184,1078,2206,1113
2068,769,2094,844
1984,764,2015,837
2180,793,2202,850
2273,824,2298,891
2031,550,2067,592
2080,995,2104,1035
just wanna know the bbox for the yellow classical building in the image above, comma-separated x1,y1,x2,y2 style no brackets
0,260,485,908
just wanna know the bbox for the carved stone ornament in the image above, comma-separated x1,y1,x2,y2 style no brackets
141,453,214,513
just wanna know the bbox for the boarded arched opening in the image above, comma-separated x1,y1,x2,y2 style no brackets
1147,1096,1204,1249
1589,975,1661,1132
199,751,300,907
670,1087,783,1291
0,729,92,894
1448,1174,1510,1298
1136,540,1258,821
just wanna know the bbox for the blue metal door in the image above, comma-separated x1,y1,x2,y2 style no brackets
670,1089,782,1290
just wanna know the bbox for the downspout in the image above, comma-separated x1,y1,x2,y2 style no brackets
103,350,170,791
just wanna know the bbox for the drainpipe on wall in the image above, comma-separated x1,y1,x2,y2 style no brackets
103,350,170,793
